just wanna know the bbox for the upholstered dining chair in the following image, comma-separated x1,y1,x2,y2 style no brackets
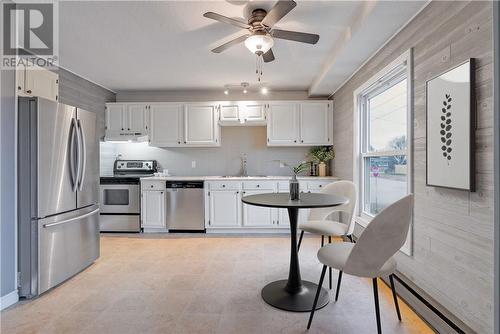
307,194,414,334
297,180,356,289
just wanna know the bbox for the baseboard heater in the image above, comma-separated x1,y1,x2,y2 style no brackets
344,236,470,333
389,274,466,334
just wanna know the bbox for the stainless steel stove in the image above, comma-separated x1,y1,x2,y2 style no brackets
99,160,158,232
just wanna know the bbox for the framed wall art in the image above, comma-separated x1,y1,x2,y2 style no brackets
426,59,475,191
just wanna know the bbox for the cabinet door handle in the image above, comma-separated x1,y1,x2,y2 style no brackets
301,140,304,143
222,184,226,188
178,141,181,144
256,184,260,188
150,185,154,188
17,86,22,90
294,140,297,143
26,89,32,94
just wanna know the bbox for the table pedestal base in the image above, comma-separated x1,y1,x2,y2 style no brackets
261,280,329,312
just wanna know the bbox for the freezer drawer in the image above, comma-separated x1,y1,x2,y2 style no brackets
37,205,100,295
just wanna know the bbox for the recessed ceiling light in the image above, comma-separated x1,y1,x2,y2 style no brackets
243,89,248,94
260,87,268,95
224,89,229,95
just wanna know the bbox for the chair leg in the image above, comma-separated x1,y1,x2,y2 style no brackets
372,278,382,334
347,234,355,243
307,265,328,330
335,271,342,301
297,231,304,252
389,274,402,321
328,236,332,289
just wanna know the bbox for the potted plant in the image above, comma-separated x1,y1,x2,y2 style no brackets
281,161,309,200
309,146,335,177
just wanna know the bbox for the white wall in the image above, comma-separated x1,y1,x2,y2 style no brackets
331,2,494,333
101,127,311,177
116,90,320,103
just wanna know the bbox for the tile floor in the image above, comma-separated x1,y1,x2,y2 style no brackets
1,235,434,334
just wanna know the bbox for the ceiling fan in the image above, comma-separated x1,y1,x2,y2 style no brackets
203,0,320,80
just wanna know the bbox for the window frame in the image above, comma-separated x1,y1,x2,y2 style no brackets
352,49,414,255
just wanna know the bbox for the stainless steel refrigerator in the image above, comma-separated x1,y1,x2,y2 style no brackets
18,97,100,298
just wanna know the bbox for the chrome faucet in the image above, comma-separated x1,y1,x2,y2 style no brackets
241,154,248,177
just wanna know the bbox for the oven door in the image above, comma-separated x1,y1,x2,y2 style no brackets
100,184,139,214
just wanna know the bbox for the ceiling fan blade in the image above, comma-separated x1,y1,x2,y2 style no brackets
211,34,250,53
271,29,319,44
203,12,251,29
263,49,275,63
261,0,297,27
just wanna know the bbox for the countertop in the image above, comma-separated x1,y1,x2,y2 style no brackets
140,176,340,181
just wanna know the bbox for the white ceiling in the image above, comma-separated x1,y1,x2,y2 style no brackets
58,1,427,95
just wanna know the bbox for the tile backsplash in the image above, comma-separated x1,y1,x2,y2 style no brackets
100,127,311,176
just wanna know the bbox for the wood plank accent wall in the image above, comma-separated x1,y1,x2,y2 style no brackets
57,68,116,138
331,2,494,333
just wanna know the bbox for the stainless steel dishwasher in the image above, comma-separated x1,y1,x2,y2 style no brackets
166,181,205,231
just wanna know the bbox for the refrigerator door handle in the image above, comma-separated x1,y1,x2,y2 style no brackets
69,118,78,192
77,119,86,191
43,208,100,228
75,118,83,191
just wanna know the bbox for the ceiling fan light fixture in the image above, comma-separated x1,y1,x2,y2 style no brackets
244,33,274,54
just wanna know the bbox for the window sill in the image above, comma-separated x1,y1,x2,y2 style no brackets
354,215,372,228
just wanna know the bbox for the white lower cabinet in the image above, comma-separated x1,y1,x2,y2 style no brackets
205,179,336,231
242,190,277,227
141,181,167,230
208,190,241,227
141,191,166,229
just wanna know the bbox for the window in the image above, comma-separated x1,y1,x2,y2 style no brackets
354,50,412,223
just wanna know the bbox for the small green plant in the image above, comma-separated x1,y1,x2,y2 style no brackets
309,146,335,163
276,160,309,177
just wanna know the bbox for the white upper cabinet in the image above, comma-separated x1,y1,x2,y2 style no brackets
125,104,148,134
299,102,331,145
219,101,266,126
219,102,241,124
184,104,220,146
17,64,59,102
267,101,332,146
105,100,330,146
105,103,148,140
149,103,183,147
242,102,266,124
267,102,299,145
105,104,126,133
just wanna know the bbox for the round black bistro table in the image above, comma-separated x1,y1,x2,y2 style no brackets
241,192,347,312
